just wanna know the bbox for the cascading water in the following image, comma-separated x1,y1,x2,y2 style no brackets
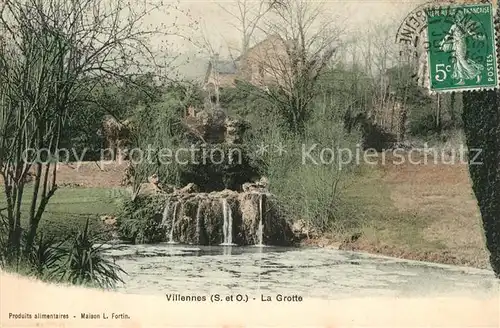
196,200,203,244
255,193,265,247
168,202,179,244
161,201,171,227
226,200,234,245
220,198,235,246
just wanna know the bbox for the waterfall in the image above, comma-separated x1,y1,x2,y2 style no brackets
168,202,179,244
161,201,171,227
226,200,233,245
220,198,235,246
221,198,228,245
196,200,203,245
256,193,265,247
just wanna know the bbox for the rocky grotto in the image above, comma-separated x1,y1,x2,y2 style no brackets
116,106,301,246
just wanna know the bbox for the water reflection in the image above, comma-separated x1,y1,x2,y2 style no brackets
222,245,233,256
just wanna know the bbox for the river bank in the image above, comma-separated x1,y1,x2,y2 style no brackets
302,155,489,269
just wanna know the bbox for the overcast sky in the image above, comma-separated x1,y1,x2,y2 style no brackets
142,0,429,79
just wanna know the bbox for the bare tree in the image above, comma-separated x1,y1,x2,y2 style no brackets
357,23,408,134
193,1,278,107
0,0,187,262
244,0,343,133
216,0,277,57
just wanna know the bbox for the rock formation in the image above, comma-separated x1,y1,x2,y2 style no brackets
119,180,298,246
116,105,298,246
182,107,249,145
101,215,117,227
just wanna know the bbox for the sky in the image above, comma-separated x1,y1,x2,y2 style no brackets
140,0,431,79
170,0,427,50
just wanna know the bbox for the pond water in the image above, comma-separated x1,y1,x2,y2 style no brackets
102,243,499,300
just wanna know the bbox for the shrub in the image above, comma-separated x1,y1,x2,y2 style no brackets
117,195,167,244
1,219,125,289
247,104,364,233
27,233,67,278
56,219,125,288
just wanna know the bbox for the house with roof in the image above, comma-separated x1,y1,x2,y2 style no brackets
203,35,290,95
204,54,238,90
235,34,290,87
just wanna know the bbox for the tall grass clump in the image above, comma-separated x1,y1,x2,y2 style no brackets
250,104,364,234
0,218,126,289
57,219,125,288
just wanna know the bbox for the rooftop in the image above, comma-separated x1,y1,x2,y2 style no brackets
209,59,238,75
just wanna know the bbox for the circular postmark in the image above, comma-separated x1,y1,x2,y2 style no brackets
396,1,497,91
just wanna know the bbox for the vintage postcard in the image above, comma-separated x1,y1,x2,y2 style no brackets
0,0,499,327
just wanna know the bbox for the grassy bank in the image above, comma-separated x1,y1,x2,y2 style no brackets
308,155,489,269
0,186,122,242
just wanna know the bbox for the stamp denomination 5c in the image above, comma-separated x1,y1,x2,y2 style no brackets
427,3,498,92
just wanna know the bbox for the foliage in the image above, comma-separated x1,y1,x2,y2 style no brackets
126,81,205,198
117,195,167,244
0,0,186,268
242,97,363,232
1,218,125,288
385,65,462,140
216,62,368,232
26,233,67,278
59,74,168,161
0,186,120,243
57,219,125,288
1,0,492,279
219,82,271,120
177,143,262,192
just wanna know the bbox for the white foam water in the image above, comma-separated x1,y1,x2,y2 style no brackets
195,200,203,244
167,202,179,244
255,193,265,247
220,198,236,246
161,201,170,227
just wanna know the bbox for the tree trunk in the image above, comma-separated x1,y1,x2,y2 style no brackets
450,92,456,126
436,94,442,132
462,90,500,278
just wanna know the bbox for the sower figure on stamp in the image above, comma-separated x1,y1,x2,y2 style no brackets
439,10,486,85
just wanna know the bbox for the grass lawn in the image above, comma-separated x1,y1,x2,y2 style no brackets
333,158,490,269
343,165,446,249
0,186,126,242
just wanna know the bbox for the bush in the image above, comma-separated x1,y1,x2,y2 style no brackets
27,233,67,278
1,219,125,289
219,82,271,119
246,103,364,233
117,195,167,244
57,219,125,288
126,82,206,194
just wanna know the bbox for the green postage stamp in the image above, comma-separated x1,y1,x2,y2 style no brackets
426,3,499,92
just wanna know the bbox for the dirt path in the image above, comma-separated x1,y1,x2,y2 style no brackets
45,161,127,188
